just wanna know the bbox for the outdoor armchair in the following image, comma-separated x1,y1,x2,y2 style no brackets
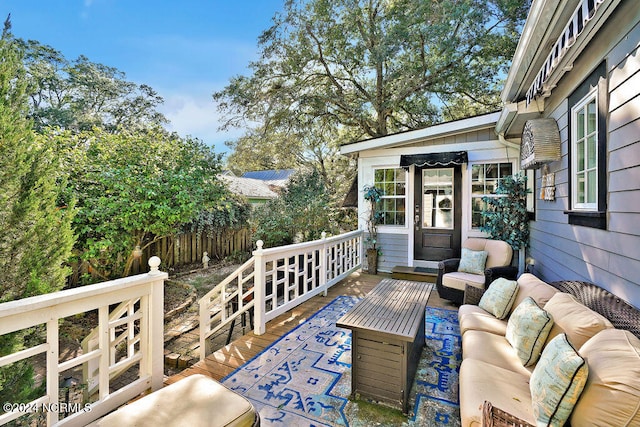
436,238,517,305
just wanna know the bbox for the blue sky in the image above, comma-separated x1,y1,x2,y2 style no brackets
2,0,284,155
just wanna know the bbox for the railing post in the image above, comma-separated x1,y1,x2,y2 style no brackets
320,232,328,296
147,256,164,392
253,240,266,335
359,229,365,270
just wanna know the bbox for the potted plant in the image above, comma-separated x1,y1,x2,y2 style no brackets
481,173,530,274
363,185,383,274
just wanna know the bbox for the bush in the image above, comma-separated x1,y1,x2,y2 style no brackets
251,170,336,247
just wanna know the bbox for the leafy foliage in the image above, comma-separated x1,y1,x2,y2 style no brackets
251,170,337,247
481,173,530,250
0,18,75,408
51,126,244,281
19,39,167,132
215,0,527,216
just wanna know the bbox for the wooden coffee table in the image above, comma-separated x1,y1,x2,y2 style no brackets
336,278,432,413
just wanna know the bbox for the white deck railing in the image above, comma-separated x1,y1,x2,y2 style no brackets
0,257,167,427
199,230,363,360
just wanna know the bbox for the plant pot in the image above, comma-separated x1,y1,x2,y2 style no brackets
366,248,378,275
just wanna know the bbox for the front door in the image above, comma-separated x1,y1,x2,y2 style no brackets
413,166,462,261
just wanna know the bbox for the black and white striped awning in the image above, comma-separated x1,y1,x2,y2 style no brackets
526,0,606,105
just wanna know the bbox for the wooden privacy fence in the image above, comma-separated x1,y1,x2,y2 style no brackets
69,228,253,285
133,228,253,274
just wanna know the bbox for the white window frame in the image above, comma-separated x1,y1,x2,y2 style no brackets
571,89,598,211
470,161,515,230
372,167,407,228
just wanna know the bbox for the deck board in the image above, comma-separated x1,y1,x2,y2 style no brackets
166,271,455,384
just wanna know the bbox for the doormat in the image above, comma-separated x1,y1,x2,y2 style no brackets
222,295,461,426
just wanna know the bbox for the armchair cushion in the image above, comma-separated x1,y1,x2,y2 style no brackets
458,248,488,275
506,297,554,367
442,271,485,291
478,278,519,320
530,334,588,427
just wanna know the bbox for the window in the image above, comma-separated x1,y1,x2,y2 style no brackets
566,62,606,229
572,93,598,210
471,162,513,228
374,168,406,226
525,169,536,218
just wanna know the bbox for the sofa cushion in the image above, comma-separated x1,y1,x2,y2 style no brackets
478,278,518,320
571,329,640,426
506,297,554,367
459,359,535,427
458,304,508,336
509,273,558,317
530,333,588,427
462,330,532,377
543,292,614,349
458,248,488,274
442,271,485,291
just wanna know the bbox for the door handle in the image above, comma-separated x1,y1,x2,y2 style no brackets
414,215,420,231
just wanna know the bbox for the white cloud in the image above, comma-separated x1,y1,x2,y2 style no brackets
158,87,244,155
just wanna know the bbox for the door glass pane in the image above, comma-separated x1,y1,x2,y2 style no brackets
422,194,433,228
422,168,454,229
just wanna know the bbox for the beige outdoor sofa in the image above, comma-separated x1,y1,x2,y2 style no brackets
458,273,640,427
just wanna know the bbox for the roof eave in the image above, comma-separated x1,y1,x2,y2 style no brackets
340,112,500,155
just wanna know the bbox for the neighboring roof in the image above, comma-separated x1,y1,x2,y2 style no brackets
340,111,500,155
241,169,296,186
219,175,278,200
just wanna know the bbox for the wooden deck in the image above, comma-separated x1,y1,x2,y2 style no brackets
165,270,456,385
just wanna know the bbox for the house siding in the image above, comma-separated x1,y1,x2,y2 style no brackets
375,233,409,273
529,7,640,308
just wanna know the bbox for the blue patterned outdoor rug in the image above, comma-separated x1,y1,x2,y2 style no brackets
222,295,461,426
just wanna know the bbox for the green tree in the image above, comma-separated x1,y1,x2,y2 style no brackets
53,126,246,281
0,17,75,409
19,39,167,132
251,170,336,247
215,0,528,172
